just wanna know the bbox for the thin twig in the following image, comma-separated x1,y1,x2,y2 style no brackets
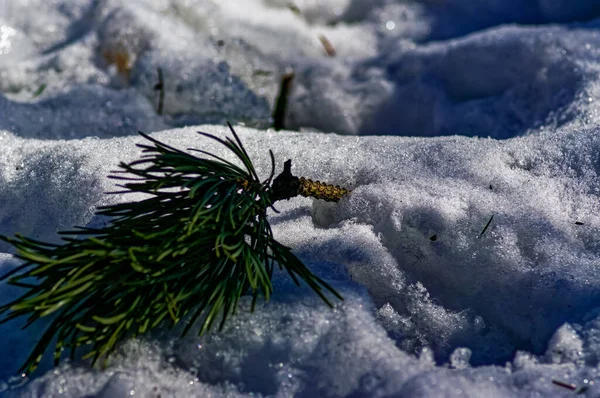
552,379,576,391
154,67,165,115
319,34,336,57
272,71,294,131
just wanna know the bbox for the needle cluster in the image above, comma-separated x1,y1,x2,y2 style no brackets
0,123,344,374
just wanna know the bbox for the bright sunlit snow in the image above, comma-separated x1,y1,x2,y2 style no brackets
2,0,600,397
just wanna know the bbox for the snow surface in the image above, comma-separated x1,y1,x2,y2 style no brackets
2,0,600,397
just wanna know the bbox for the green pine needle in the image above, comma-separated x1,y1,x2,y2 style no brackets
0,123,343,374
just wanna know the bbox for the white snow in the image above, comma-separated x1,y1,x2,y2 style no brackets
2,0,600,397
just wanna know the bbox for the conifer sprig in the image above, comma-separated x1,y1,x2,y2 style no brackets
0,123,345,374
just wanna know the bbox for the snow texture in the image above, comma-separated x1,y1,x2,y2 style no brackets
1,0,600,397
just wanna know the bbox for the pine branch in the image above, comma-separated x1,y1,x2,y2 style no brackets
0,123,348,374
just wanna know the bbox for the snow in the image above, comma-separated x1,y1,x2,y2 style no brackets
1,0,600,396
